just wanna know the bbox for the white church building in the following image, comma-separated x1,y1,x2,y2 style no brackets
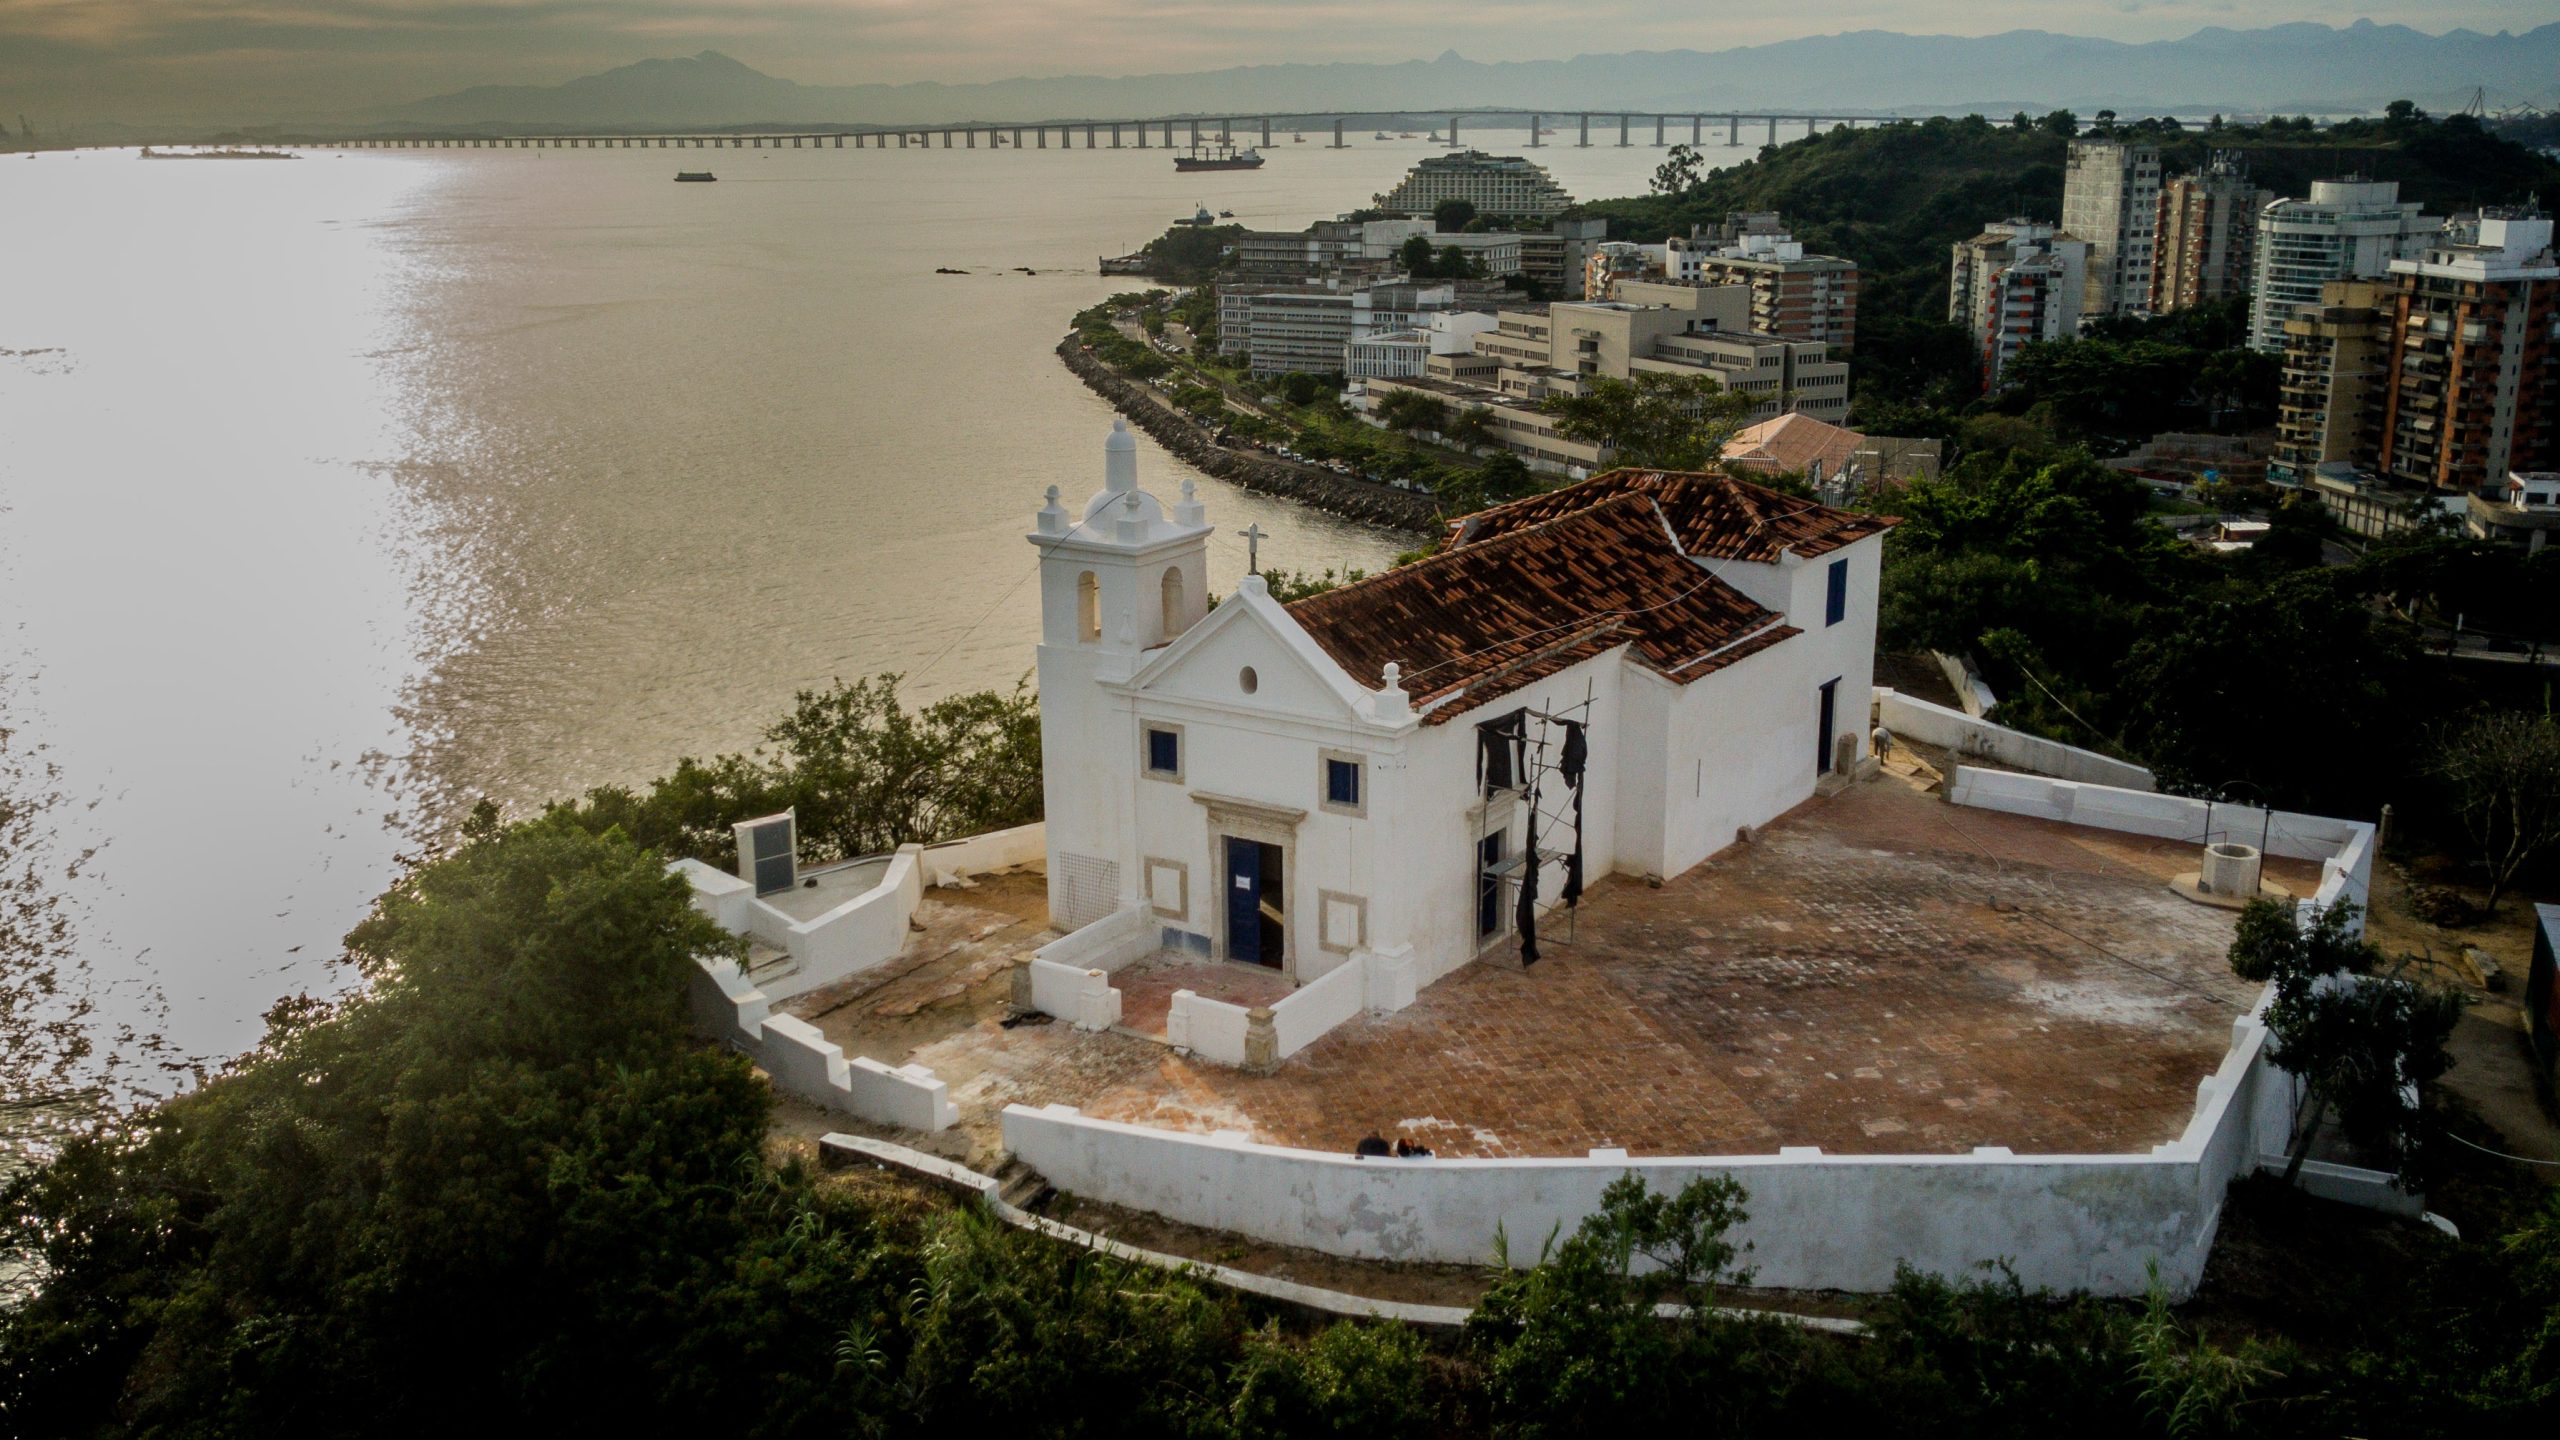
1029,419,1893,995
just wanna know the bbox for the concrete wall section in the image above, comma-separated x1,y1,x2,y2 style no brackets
1030,957,1125,1031
1948,769,2375,876
687,957,957,1132
923,822,1046,886
1166,989,1253,1065
752,847,927,1002
1034,903,1158,974
1877,690,2156,790
1003,1073,2247,1297
1271,951,1367,1059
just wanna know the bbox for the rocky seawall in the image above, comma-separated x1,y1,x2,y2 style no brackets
1056,337,1443,537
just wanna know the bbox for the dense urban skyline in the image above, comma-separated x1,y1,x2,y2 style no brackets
6,2,2559,124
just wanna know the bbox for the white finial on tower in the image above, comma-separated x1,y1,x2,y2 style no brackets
1104,417,1138,495
1376,660,1412,723
1037,484,1067,536
1175,476,1204,527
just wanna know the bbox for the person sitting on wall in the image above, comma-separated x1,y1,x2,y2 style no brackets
1354,1133,1392,1158
1394,1138,1433,1159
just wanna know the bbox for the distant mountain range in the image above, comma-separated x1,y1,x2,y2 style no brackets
369,23,2560,131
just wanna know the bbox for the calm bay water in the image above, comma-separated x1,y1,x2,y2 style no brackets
0,136,1717,1067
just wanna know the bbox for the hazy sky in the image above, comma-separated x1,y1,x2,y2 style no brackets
5,0,2553,125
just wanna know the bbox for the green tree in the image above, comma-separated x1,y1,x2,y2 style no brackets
2430,709,2560,913
2228,898,2463,1187
1396,232,1437,277
555,674,1039,867
1432,196,1477,232
1466,1173,1754,1436
1651,142,1705,196
2039,109,2080,138
1538,372,1754,471
1259,566,1370,603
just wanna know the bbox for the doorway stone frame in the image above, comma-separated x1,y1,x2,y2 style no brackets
1193,792,1305,977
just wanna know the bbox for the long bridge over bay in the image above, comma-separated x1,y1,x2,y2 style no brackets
310,108,1906,154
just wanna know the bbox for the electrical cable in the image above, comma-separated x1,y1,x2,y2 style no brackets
2438,1128,2560,1168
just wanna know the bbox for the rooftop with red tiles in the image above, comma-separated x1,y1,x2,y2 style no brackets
787,775,2315,1166
1446,466,1898,562
1285,492,1796,719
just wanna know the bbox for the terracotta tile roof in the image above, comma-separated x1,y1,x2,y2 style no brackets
1286,493,1798,723
1446,467,1896,563
1722,413,1864,476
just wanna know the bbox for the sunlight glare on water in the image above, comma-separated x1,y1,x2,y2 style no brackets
0,135,1731,1068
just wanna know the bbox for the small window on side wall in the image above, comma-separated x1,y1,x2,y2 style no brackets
1144,724,1183,782
1320,749,1365,816
1824,557,1848,627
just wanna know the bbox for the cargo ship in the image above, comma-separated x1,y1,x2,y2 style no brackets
674,171,717,182
1172,140,1263,172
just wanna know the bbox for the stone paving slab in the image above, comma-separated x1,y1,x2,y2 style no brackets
793,783,2320,1164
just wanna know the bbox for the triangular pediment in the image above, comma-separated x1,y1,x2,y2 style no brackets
1124,583,1376,724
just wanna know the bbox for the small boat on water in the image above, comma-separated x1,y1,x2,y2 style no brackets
674,170,717,182
1373,131,1393,141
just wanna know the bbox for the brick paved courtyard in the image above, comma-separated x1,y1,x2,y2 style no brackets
790,778,2318,1163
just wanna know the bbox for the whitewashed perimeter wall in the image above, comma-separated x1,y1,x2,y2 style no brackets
1946,768,2374,922
689,956,956,1131
670,845,927,1002
922,822,1047,886
1878,690,2156,790
1002,780,2395,1296
1006,1001,2280,1297
1164,942,1414,1068
677,821,1048,1133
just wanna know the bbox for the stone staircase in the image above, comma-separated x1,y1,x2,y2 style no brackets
743,940,796,987
988,1152,1054,1213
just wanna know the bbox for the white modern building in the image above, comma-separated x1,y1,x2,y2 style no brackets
1950,219,2089,392
1374,151,1575,219
2248,179,2438,353
1217,280,1479,377
1343,310,1499,380
2062,137,2162,318
1028,422,1891,982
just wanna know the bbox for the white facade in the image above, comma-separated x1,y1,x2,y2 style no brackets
1374,150,1574,218
1951,219,2089,392
1344,311,1498,380
1030,434,1886,988
2062,137,2162,318
2248,179,2438,353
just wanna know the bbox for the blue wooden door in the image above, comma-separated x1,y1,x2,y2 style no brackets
1225,838,1261,966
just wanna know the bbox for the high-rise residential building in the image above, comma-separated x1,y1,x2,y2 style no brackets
1582,241,1663,301
1514,217,1610,299
1373,150,1575,219
2270,280,2391,487
2150,153,2272,314
2061,137,2162,318
1949,219,2089,392
2377,209,2560,493
2247,178,2436,353
1665,221,1861,351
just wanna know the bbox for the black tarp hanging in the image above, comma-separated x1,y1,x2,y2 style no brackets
1558,719,1588,909
1516,778,1541,966
1476,710,1526,794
